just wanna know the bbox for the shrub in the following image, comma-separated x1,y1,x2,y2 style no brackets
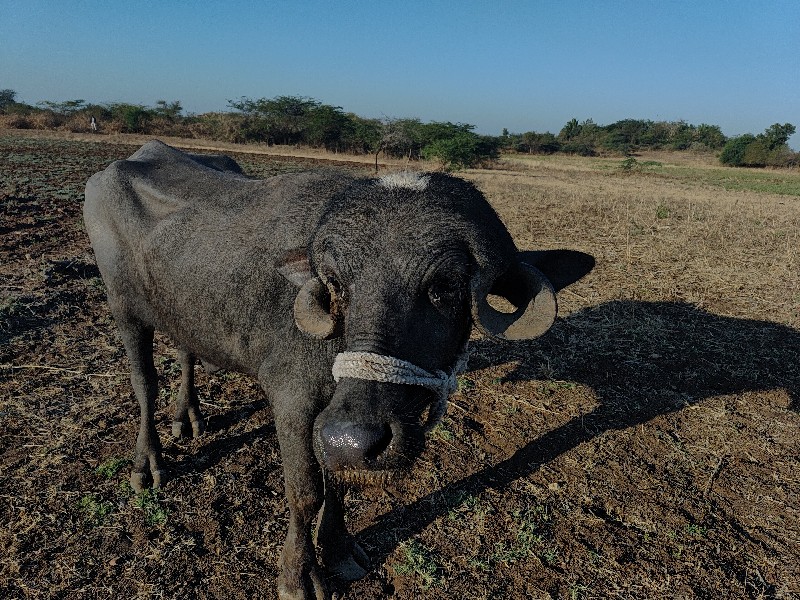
742,140,769,167
422,132,499,170
1,114,33,129
107,103,153,133
720,135,757,167
560,140,596,156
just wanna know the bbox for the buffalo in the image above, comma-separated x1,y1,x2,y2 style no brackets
84,141,592,599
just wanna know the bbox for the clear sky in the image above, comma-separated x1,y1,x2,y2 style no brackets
1,0,798,148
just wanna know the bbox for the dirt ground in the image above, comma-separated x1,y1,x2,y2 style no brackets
1,130,799,599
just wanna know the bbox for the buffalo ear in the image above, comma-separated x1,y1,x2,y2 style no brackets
517,250,595,293
276,248,314,288
472,260,557,341
276,248,343,340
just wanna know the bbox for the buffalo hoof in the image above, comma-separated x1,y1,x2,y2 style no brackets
130,467,168,492
327,540,369,582
277,566,328,600
171,418,205,439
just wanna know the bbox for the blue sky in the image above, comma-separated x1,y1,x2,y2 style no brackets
1,0,798,147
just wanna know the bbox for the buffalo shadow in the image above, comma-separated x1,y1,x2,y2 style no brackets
353,299,800,568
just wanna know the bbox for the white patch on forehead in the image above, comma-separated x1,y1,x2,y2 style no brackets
377,171,430,191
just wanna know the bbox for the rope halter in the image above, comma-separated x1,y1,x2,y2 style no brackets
331,347,470,432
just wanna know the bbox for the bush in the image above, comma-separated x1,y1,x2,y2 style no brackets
422,133,477,170
0,114,32,128
720,124,795,168
560,140,596,156
742,140,769,167
720,135,757,167
421,132,499,170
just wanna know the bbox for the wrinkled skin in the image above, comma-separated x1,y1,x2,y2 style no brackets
84,141,592,599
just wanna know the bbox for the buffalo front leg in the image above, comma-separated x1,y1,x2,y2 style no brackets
270,387,328,600
171,349,205,439
118,321,167,492
315,473,370,581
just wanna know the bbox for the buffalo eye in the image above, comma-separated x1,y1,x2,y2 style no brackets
428,278,466,314
325,272,342,297
322,271,346,315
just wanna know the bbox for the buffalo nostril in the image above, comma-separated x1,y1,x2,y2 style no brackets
365,424,393,462
321,421,394,468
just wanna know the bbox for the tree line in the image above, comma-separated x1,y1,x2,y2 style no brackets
0,89,796,169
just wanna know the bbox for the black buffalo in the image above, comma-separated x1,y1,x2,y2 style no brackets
84,141,592,599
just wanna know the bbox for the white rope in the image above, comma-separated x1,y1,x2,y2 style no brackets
332,347,469,431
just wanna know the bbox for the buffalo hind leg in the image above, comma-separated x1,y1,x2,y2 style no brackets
119,320,168,492
171,349,205,439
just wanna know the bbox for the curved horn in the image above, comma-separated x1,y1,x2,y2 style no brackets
293,278,342,340
473,262,557,340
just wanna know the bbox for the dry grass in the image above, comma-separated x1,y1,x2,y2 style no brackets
467,153,800,324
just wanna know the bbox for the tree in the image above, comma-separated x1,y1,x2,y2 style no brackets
667,121,695,150
378,118,423,160
742,139,769,167
518,131,560,154
694,124,726,149
37,99,86,115
760,123,795,150
107,103,153,133
228,95,321,145
154,100,183,122
720,123,795,167
0,89,16,113
559,118,581,141
305,104,349,150
339,114,381,154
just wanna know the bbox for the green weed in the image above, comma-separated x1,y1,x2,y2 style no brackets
457,376,475,392
134,489,168,526
393,540,443,589
541,546,560,565
484,507,549,566
78,494,114,524
570,583,589,600
430,422,454,442
685,522,708,538
95,457,130,479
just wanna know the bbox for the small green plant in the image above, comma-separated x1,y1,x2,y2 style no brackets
570,583,589,600
393,540,443,589
78,494,114,524
685,522,708,538
619,157,662,173
489,508,546,565
158,356,182,376
134,489,168,526
0,298,23,330
95,457,130,479
457,376,475,392
656,204,670,219
430,422,454,442
541,546,559,565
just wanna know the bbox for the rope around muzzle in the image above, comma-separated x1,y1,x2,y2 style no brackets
331,347,470,432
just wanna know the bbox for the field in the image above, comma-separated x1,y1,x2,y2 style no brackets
1,130,799,599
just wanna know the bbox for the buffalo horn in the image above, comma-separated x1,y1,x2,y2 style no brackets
474,262,557,340
293,278,342,339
